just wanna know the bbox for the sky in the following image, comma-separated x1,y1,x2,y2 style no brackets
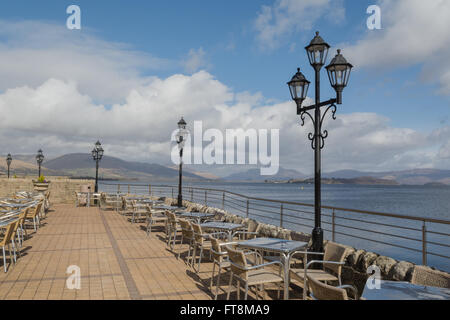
0,0,450,177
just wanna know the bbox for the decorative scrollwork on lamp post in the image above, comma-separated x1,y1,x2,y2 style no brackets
288,32,353,254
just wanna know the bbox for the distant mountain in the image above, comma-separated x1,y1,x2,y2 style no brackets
301,177,399,186
42,153,206,181
223,167,306,181
324,168,450,185
0,155,59,177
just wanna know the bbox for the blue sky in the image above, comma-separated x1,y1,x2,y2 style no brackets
0,0,450,175
1,0,444,130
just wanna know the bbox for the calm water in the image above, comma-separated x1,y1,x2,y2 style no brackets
99,180,450,272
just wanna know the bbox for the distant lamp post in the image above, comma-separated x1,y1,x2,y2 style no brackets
6,154,12,179
36,149,44,177
92,141,104,194
288,31,353,254
176,117,188,207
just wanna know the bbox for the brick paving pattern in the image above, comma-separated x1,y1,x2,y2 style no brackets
0,204,302,300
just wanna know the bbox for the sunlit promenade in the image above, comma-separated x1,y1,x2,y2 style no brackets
0,203,306,300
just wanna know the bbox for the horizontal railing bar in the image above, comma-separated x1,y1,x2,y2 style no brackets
333,215,422,232
424,230,450,237
99,182,450,225
333,222,423,243
333,231,423,253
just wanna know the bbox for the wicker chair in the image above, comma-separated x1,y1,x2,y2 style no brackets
131,201,147,223
146,205,167,236
234,219,261,240
166,211,180,250
307,275,358,300
177,218,195,264
191,223,213,273
209,236,233,299
411,266,450,288
226,246,283,300
24,202,43,232
290,241,350,299
0,221,18,272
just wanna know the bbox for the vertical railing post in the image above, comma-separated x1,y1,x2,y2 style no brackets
422,221,427,266
280,204,284,228
332,208,336,242
191,188,194,202
117,184,120,193
128,184,130,194
246,200,249,218
149,184,151,196
205,190,207,206
222,192,225,210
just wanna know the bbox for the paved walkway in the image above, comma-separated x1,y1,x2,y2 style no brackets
0,205,212,300
0,204,302,300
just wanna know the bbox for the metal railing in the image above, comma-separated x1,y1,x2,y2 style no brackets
99,182,450,271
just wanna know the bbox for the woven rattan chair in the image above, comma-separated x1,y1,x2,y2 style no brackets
0,221,17,272
307,275,358,300
411,266,450,288
131,201,148,223
290,241,350,299
226,246,283,300
120,199,134,217
210,235,239,299
191,223,213,273
166,211,180,249
177,218,195,264
146,205,167,236
24,202,43,232
234,219,261,240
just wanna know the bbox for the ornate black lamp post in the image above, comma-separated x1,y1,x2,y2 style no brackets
36,149,44,177
176,117,188,207
91,141,104,193
288,32,353,253
6,154,12,178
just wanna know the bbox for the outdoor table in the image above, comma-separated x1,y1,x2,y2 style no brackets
0,217,19,228
236,237,308,300
361,280,450,300
0,202,37,209
126,197,150,201
200,222,245,241
177,212,215,223
152,205,186,211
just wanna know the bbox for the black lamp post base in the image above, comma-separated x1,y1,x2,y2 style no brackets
177,194,183,207
311,227,324,252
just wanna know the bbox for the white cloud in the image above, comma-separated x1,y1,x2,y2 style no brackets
253,0,345,50
344,0,450,94
0,20,171,103
183,47,210,73
0,19,449,175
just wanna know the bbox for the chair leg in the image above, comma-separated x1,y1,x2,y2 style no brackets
210,262,216,291
177,236,184,260
215,267,222,300
237,281,240,300
227,272,233,300
197,247,203,273
33,217,36,231
191,246,197,268
11,240,17,263
2,246,6,273
187,241,192,265
244,283,248,300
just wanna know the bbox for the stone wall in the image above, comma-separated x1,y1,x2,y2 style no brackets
158,196,449,296
0,178,94,204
